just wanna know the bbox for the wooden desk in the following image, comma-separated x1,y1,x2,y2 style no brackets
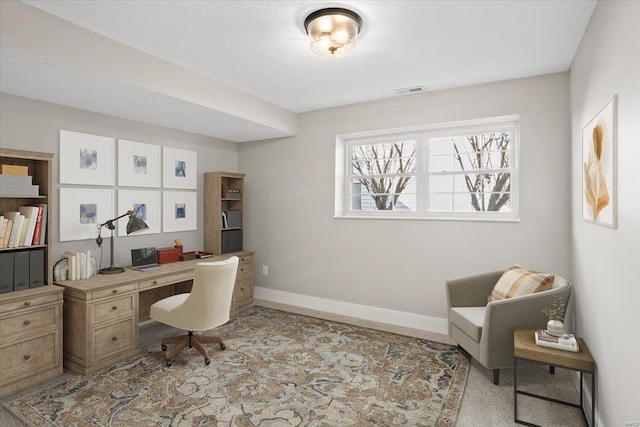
54,252,253,374
513,328,595,427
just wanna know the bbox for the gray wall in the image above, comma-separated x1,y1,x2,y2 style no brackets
239,72,571,322
0,93,239,268
570,1,640,425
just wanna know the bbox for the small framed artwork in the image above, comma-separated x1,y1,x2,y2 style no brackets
162,147,197,189
582,95,616,228
162,191,197,232
118,140,161,187
60,130,115,186
118,190,161,236
59,188,114,241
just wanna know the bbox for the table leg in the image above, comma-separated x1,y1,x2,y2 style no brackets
514,357,518,422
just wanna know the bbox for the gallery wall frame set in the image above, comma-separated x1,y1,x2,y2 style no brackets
582,95,616,229
59,131,197,241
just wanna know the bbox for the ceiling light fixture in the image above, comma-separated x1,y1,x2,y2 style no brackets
304,8,362,58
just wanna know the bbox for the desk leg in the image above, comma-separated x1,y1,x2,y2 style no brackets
591,371,596,427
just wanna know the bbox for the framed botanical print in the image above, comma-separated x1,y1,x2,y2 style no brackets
582,96,616,228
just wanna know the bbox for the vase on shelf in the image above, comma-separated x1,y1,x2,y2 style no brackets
546,319,565,337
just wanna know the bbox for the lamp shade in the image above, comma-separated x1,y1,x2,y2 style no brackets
126,213,148,235
304,8,362,58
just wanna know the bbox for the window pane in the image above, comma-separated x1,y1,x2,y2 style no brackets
353,141,415,160
429,175,453,193
429,194,453,212
351,177,416,211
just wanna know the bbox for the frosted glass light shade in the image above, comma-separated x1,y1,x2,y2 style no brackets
305,8,362,58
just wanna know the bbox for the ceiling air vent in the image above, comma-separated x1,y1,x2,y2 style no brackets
393,86,427,96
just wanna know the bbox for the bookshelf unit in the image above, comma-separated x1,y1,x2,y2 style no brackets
0,149,53,287
204,171,245,255
204,172,254,313
0,148,63,397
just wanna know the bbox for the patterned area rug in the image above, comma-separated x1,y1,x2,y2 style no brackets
6,306,469,426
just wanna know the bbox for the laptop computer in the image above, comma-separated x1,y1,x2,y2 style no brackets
131,247,166,271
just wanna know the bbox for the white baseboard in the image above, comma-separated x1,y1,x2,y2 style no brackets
254,286,449,337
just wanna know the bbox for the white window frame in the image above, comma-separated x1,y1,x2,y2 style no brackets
335,115,519,222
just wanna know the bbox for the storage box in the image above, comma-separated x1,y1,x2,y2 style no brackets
157,246,183,264
1,165,29,176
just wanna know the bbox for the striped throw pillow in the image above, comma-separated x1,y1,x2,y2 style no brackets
488,264,554,302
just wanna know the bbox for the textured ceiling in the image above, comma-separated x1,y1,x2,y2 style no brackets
1,0,597,142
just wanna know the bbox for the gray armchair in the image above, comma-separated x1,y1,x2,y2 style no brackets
446,270,571,384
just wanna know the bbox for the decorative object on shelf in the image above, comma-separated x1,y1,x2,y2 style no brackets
162,147,197,189
53,255,98,281
59,130,115,186
546,319,565,337
304,8,362,58
59,188,115,241
162,191,197,232
118,139,161,188
117,189,160,236
582,95,617,228
96,210,148,274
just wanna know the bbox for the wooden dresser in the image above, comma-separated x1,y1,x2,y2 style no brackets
0,285,64,398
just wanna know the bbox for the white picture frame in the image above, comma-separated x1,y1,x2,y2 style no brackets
117,190,161,236
162,147,197,189
162,191,197,232
118,140,161,188
60,130,115,186
59,188,114,241
582,95,617,228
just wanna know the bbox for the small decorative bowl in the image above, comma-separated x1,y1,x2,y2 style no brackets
546,320,565,337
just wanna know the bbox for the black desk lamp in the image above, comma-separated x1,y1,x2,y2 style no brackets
96,210,148,274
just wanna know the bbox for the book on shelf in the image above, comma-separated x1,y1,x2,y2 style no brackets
221,211,228,229
63,250,92,280
38,204,48,245
29,204,44,245
535,329,579,352
18,205,39,247
2,211,23,248
0,216,5,249
1,218,13,248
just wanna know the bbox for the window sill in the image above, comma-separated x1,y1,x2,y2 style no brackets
333,214,520,223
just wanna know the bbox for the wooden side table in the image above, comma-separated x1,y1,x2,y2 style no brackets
513,328,596,427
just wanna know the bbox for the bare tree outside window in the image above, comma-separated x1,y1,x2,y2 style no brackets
352,141,415,210
452,133,511,211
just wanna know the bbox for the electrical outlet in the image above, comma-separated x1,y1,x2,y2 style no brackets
262,265,268,276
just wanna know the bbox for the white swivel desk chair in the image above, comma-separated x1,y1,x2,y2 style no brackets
150,256,238,366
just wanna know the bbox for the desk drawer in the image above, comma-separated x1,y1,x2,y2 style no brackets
91,284,135,300
93,318,136,362
0,307,56,338
0,332,56,384
0,293,59,314
94,295,135,324
138,271,193,290
234,277,252,301
237,260,252,279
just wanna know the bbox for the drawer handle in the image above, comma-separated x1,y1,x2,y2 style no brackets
112,336,118,341
23,301,31,307
23,355,30,360
152,281,158,285
112,290,118,294
240,287,244,291
240,268,244,272
112,306,118,311
23,320,30,326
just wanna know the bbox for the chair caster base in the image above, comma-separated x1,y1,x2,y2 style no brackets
161,344,167,351
205,357,211,365
220,343,226,350
165,359,173,367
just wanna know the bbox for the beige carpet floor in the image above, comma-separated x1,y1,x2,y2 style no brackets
2,306,470,426
0,303,588,426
